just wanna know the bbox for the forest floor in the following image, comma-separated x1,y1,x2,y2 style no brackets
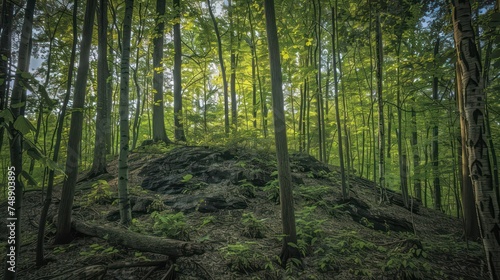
1,143,489,279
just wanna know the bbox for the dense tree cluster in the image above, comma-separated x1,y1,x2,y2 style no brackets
1,0,499,278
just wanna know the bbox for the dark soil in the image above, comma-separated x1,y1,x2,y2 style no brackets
0,145,488,279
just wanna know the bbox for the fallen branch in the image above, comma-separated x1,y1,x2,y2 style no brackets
71,219,205,257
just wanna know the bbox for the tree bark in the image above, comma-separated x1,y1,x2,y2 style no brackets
263,0,301,266
152,0,171,143
4,0,36,277
452,1,500,278
173,0,186,141
71,219,205,257
376,13,386,202
89,0,110,177
432,38,441,211
207,0,230,135
117,0,134,225
55,0,97,244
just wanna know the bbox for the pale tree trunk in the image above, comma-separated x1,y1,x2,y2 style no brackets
457,65,480,241
207,0,229,135
152,0,171,143
37,0,78,266
4,0,35,277
118,0,134,225
452,1,500,279
55,0,97,244
89,0,110,177
263,0,301,266
331,5,347,200
229,0,237,133
173,0,186,141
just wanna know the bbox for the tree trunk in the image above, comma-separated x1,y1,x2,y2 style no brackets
432,38,441,211
117,0,134,226
331,6,347,200
152,0,171,143
452,1,500,278
263,0,301,266
396,40,409,208
4,0,35,277
411,101,421,200
173,0,186,141
36,0,79,266
376,13,386,202
207,0,229,135
89,0,110,177
0,0,13,152
55,0,97,244
71,219,204,257
229,0,237,133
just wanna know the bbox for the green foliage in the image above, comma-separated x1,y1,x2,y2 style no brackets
297,185,331,207
219,242,263,273
238,179,256,198
85,180,113,205
240,212,266,238
263,178,280,204
150,211,189,240
197,215,216,230
80,243,119,257
181,173,193,183
295,206,325,256
147,195,166,212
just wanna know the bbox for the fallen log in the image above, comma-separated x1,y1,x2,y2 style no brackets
71,219,205,257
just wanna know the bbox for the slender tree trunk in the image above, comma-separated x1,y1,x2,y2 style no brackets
55,0,96,244
4,0,35,277
89,0,110,177
173,0,186,141
396,40,409,208
152,0,170,143
452,1,500,278
106,27,114,154
411,100,421,200
207,0,229,135
0,0,13,152
376,13,386,202
264,0,301,266
331,6,347,200
229,0,237,132
117,0,134,225
432,38,441,211
36,0,79,266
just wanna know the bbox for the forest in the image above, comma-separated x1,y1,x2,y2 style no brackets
0,0,500,279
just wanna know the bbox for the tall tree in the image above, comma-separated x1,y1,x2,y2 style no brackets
152,0,171,143
89,0,110,177
376,13,386,202
55,0,97,244
452,1,500,279
117,0,134,225
0,0,13,151
229,0,238,132
4,0,36,277
207,0,229,135
36,0,79,266
432,38,441,211
263,0,301,266
331,5,347,200
173,0,186,141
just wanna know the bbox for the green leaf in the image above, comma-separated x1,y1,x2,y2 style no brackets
10,102,25,109
21,170,38,186
13,115,36,135
0,109,14,123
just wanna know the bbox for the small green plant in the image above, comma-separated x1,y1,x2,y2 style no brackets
263,179,280,204
151,211,189,240
297,185,330,206
80,244,119,257
129,185,148,196
197,215,216,230
85,180,113,205
219,242,263,273
181,174,193,183
241,212,266,238
147,194,166,212
238,180,256,198
295,206,325,255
